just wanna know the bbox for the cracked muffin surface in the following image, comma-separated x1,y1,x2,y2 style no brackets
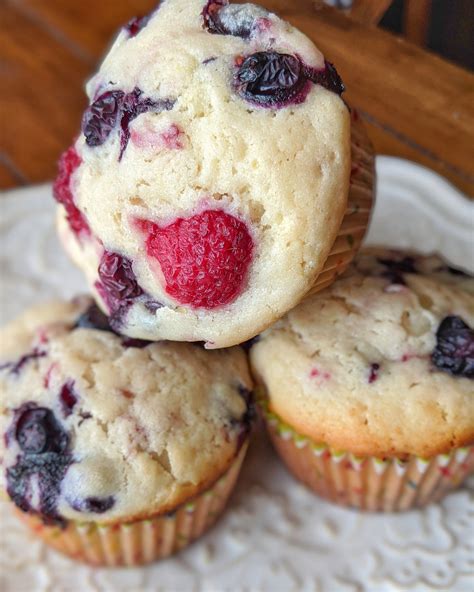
250,249,474,458
0,297,252,525
56,0,352,348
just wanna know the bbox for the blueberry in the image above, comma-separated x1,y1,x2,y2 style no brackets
240,334,260,351
234,52,306,108
378,256,418,285
432,315,474,378
306,61,345,96
7,453,71,526
233,52,344,108
16,406,68,454
203,1,268,38
70,495,115,514
6,403,72,525
75,303,113,332
121,337,152,348
82,90,125,148
0,349,46,376
237,384,256,431
82,88,175,160
96,251,144,319
446,265,470,277
368,363,380,384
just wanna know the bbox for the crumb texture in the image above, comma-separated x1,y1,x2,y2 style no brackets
0,297,252,523
57,0,351,348
251,249,474,457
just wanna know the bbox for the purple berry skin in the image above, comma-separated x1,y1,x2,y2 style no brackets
306,61,345,96
368,363,380,384
95,251,163,329
202,1,268,38
234,52,307,108
6,403,72,526
234,384,255,449
432,315,474,378
82,88,175,160
15,406,68,455
96,251,144,321
118,89,175,160
75,303,113,333
121,337,152,349
69,495,115,514
378,256,418,285
233,52,344,108
0,349,46,376
82,90,125,147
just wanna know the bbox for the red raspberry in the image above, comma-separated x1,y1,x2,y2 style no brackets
53,146,90,237
138,209,253,309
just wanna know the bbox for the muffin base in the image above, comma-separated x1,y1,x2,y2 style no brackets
14,441,248,566
307,109,375,297
260,403,473,512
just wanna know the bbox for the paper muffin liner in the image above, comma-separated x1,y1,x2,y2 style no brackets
258,399,473,512
308,109,375,297
14,441,248,566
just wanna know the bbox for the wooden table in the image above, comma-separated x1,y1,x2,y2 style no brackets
1,0,474,196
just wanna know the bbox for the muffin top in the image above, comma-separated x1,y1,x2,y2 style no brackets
56,0,351,348
250,249,474,458
0,297,252,525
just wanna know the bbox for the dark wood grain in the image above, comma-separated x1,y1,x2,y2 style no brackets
10,0,157,59
262,0,474,196
1,0,473,197
350,0,393,25
0,3,91,184
0,156,28,188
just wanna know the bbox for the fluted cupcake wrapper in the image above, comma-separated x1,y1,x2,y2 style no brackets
15,441,248,566
260,401,473,512
308,109,375,297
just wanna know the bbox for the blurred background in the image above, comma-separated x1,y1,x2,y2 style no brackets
327,0,474,70
1,0,473,195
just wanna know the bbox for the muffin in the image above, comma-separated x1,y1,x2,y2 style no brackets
55,0,374,349
0,297,253,565
250,249,474,511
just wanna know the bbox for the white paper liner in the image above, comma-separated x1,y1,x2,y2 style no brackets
261,402,473,512
14,441,248,566
308,109,375,296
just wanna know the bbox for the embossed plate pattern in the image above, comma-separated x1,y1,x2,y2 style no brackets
0,157,473,591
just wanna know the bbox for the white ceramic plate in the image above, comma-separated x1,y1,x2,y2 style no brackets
1,157,473,592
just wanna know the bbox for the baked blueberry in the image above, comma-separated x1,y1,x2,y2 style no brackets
432,315,474,378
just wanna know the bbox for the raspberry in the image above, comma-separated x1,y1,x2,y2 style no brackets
53,146,90,237
432,315,474,378
59,382,77,417
125,14,151,37
233,52,344,108
138,209,253,309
